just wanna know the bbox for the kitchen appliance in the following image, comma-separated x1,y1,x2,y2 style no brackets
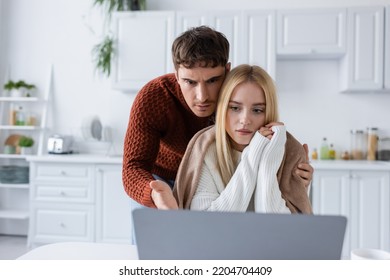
82,115,103,141
47,135,74,154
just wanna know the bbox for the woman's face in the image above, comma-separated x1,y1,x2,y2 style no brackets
225,82,266,152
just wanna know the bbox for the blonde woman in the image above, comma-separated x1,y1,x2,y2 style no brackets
151,65,312,214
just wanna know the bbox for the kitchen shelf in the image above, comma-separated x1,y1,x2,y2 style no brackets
0,210,29,220
0,183,29,189
0,66,53,235
0,97,39,102
0,154,31,159
0,125,38,130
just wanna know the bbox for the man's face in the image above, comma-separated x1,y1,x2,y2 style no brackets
176,64,230,118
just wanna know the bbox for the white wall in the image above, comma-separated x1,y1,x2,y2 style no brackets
276,59,390,155
147,0,390,10
0,0,4,83
0,0,134,155
1,0,390,157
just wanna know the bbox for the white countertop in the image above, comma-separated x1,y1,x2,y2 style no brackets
25,153,123,164
311,160,390,170
25,154,390,170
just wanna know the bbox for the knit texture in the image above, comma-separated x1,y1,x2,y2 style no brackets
173,125,312,214
122,73,212,207
255,125,290,213
190,131,269,211
190,126,289,212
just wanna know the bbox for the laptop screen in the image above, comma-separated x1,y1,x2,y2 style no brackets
133,209,346,260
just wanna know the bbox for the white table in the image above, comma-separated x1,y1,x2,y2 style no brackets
17,242,138,260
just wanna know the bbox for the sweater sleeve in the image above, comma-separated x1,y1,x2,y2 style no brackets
122,81,167,207
255,125,290,213
190,132,269,212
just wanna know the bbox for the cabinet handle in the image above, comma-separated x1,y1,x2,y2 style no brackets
350,173,359,179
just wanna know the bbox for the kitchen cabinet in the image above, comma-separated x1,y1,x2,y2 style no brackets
30,203,95,246
0,70,51,236
276,8,346,58
176,11,242,67
176,10,277,78
27,157,131,247
385,6,390,89
340,7,387,92
95,164,131,244
113,10,276,91
312,162,390,259
111,11,175,92
241,10,276,79
112,6,389,92
28,162,95,247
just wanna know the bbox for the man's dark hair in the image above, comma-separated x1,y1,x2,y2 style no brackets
171,26,230,70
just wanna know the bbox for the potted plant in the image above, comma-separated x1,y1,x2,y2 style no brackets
93,0,146,14
92,35,114,77
18,136,34,155
4,80,36,97
92,0,146,77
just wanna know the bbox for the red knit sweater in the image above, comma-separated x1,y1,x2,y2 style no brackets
122,73,213,207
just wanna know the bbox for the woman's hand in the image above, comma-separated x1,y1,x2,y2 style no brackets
150,180,179,210
258,122,284,140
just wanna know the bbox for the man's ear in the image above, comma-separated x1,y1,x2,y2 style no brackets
225,62,231,73
174,70,179,81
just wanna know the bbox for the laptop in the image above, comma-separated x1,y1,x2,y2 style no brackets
133,209,347,260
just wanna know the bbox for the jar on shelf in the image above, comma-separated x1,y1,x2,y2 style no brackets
320,137,329,160
341,150,350,160
367,127,378,161
9,103,17,125
328,143,336,160
15,106,26,126
378,137,390,161
26,112,37,126
311,148,318,160
350,130,366,160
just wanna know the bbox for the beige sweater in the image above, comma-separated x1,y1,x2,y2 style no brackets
173,125,312,214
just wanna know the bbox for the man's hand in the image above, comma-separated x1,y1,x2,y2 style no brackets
296,144,314,188
150,180,179,210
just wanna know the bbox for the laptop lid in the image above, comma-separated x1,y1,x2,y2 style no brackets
133,209,347,260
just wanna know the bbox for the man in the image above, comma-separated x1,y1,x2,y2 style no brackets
122,26,313,210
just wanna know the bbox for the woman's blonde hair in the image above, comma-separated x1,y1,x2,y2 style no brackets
215,64,279,185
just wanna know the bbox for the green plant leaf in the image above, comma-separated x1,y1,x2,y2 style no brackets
92,36,114,77
92,0,130,78
4,80,16,90
93,0,126,14
18,136,34,147
3,80,36,90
